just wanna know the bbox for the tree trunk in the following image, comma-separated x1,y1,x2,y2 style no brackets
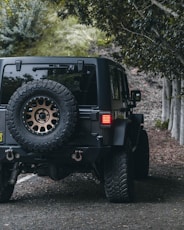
168,97,173,131
171,78,181,140
179,78,184,145
162,77,171,122
168,79,173,131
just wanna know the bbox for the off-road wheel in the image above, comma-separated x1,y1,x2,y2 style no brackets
134,129,149,180
104,140,134,203
0,164,14,203
6,80,78,153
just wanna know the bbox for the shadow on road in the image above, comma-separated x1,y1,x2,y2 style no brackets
12,170,184,204
135,175,183,203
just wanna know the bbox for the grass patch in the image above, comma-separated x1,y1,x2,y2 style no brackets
155,119,169,130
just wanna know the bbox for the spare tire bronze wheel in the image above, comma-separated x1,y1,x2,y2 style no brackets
23,96,60,135
6,80,78,153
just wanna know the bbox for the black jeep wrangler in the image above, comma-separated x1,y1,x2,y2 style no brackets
0,56,149,203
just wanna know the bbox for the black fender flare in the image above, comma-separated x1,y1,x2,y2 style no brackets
112,119,130,146
129,114,144,148
112,114,144,147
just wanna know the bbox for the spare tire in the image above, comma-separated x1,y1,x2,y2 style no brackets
6,80,78,153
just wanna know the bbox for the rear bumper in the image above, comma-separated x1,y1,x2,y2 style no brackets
0,145,110,164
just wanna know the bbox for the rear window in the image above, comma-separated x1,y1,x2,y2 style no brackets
1,63,97,105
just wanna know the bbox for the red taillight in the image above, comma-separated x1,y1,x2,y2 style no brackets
100,113,112,126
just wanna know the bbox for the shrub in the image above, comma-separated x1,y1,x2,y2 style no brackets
155,119,169,130
0,0,47,56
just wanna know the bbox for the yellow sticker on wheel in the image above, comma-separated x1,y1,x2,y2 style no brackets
0,132,3,142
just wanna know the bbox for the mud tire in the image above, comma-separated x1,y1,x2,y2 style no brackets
6,80,78,152
0,164,14,203
104,140,134,203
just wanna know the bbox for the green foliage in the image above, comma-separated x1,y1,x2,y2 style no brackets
155,119,169,130
61,0,184,79
22,15,106,56
0,0,106,57
0,0,47,56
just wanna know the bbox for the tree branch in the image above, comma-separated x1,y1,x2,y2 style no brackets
120,23,156,43
151,0,179,18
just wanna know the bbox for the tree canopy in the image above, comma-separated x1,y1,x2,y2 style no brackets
61,0,184,78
